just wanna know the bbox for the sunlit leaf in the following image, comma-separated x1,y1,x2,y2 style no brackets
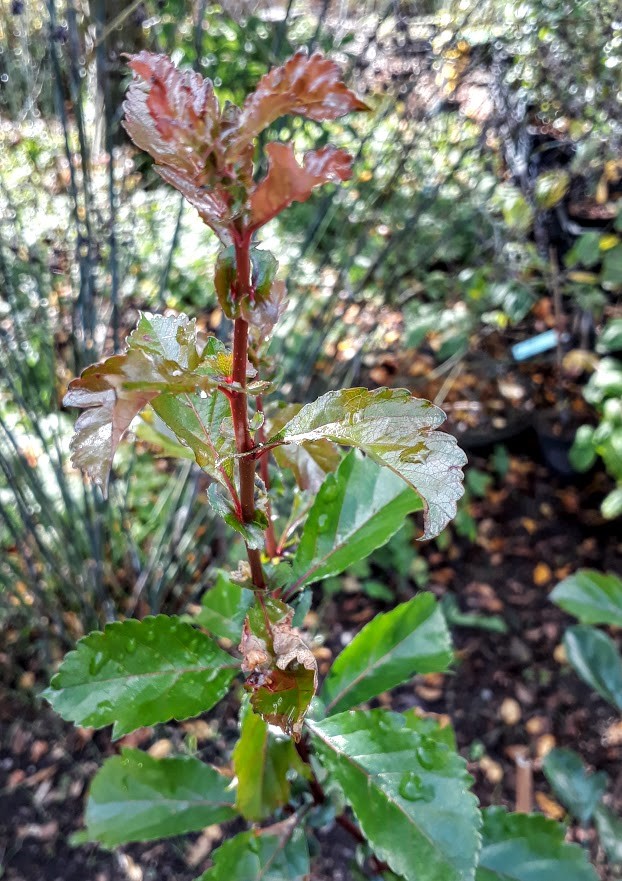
542,748,608,824
321,593,452,715
551,569,622,626
82,748,235,846
227,49,368,157
292,451,423,589
476,807,598,881
270,403,340,493
196,821,309,881
250,142,353,229
240,596,317,739
270,387,466,539
563,625,622,710
309,709,481,881
43,615,237,738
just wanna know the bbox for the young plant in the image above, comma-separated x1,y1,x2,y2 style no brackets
44,50,598,880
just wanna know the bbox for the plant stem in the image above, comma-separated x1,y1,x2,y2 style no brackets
230,236,266,590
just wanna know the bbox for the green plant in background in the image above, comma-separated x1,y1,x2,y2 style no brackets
548,569,622,866
39,49,601,881
570,318,622,519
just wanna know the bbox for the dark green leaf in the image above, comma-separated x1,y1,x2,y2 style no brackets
291,451,423,590
594,804,622,864
441,593,508,634
197,572,254,642
476,807,598,881
550,570,622,626
309,709,481,881
83,748,235,847
240,596,317,739
401,708,457,751
321,593,452,715
233,701,305,821
542,748,608,824
196,822,309,881
270,388,466,539
570,426,597,473
43,616,237,738
563,625,622,710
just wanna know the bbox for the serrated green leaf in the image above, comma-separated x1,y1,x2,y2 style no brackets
196,822,309,881
82,748,235,847
542,748,608,824
129,312,201,368
321,594,452,715
43,616,237,738
309,709,481,881
551,570,622,626
270,388,466,539
269,403,340,493
291,451,423,590
151,390,234,483
401,708,457,750
476,807,598,880
594,804,622,865
233,701,304,821
563,625,622,711
197,572,254,642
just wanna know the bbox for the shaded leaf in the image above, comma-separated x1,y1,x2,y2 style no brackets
245,280,289,345
291,451,423,590
250,142,352,229
233,701,305,821
270,387,466,539
309,709,481,881
534,170,570,209
542,748,608,824
594,804,622,865
228,49,368,157
240,596,317,739
83,748,235,847
196,821,309,881
321,593,452,715
197,572,254,642
208,483,268,549
551,570,622,627
43,616,237,738
563,626,622,710
476,807,598,881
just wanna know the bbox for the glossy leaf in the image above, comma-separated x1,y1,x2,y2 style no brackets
250,142,352,229
550,570,622,626
196,572,254,642
542,748,608,824
594,804,622,864
240,596,317,739
270,387,466,539
151,389,234,484
245,279,289,345
228,49,368,156
476,807,598,881
233,701,304,821
83,748,235,846
292,451,423,590
64,313,214,494
321,593,452,715
402,708,457,751
270,403,340,493
563,625,622,710
43,616,237,738
309,709,481,881
196,822,310,881
207,483,268,549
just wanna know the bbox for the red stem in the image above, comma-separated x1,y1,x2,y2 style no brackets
229,234,265,590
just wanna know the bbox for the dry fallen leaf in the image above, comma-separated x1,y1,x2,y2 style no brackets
500,697,522,726
533,562,552,587
535,791,565,821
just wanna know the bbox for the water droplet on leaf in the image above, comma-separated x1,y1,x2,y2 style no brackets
399,771,434,802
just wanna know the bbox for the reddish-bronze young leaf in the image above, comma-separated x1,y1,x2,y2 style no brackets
123,52,219,179
155,165,233,242
250,143,353,229
228,49,369,157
